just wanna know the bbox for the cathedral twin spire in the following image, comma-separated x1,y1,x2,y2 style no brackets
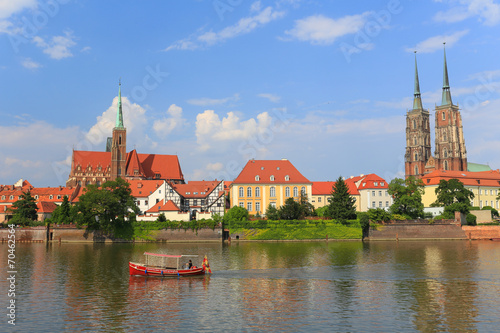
115,80,124,129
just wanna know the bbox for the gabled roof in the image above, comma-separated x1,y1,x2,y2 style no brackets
146,199,180,213
37,201,57,214
422,169,500,187
312,181,359,196
127,179,164,197
233,159,310,184
172,180,221,198
355,174,389,190
137,153,184,180
125,149,145,177
72,151,111,170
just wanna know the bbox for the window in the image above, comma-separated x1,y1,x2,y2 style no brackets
379,191,382,196
1,196,5,200
444,161,449,170
414,153,418,161
443,131,447,141
57,195,61,200
318,197,321,203
301,187,306,195
270,187,276,197
381,182,385,186
480,200,483,208
372,191,375,196
414,137,417,145
379,201,382,208
247,187,252,197
270,202,276,208
239,187,244,197
239,202,244,208
285,175,289,181
193,199,198,206
255,187,260,197
49,195,53,199
156,199,160,204
285,187,290,197
386,201,389,207
145,200,148,205
270,175,275,181
372,201,376,208
255,175,260,181
413,119,416,129
247,202,252,212
293,187,298,197
443,148,448,158
442,112,445,120
34,195,38,200
255,202,260,213
374,182,378,187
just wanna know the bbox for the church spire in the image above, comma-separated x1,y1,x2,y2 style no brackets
441,43,453,106
413,51,423,110
115,79,124,129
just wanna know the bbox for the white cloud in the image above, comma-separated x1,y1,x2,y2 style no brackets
80,46,91,53
406,30,469,53
153,104,187,136
257,93,281,103
195,110,273,151
85,96,148,147
283,12,372,45
165,5,284,51
434,0,500,26
33,30,77,60
187,93,240,106
0,0,36,20
21,57,41,69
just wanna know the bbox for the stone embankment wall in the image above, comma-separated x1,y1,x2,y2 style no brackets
462,226,500,239
1,226,223,242
369,222,467,240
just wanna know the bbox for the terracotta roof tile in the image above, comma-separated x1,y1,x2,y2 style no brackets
422,169,500,187
172,181,221,198
233,159,310,184
146,200,180,213
312,180,359,195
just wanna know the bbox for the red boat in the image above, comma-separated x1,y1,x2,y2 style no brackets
129,252,209,277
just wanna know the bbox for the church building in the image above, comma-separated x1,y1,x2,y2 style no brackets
405,46,467,179
66,83,184,187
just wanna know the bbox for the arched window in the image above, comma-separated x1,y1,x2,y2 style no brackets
255,187,260,197
443,148,448,158
301,187,306,195
255,175,260,181
415,165,419,175
239,187,244,197
414,153,418,161
247,187,252,197
285,187,290,197
119,135,122,145
443,131,447,141
270,187,276,197
293,187,298,197
413,119,416,129
414,137,417,145
444,160,449,170
270,175,275,181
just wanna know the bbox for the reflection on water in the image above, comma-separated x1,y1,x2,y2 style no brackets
1,241,499,332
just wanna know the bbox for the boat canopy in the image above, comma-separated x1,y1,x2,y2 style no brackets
143,252,198,258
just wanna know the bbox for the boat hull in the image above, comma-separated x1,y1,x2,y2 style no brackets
129,262,205,277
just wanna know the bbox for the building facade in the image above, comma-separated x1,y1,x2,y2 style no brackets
230,159,312,216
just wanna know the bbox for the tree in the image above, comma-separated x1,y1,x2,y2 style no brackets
431,179,474,218
9,191,38,225
75,178,139,235
51,195,72,224
298,193,315,217
367,208,391,222
157,213,167,222
388,177,425,219
265,204,280,220
279,197,303,220
327,176,357,223
223,206,249,225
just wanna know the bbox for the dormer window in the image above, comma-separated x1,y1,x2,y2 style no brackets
374,182,378,187
285,175,289,181
255,175,260,181
277,167,280,170
49,195,53,199
34,195,39,200
261,167,264,170
270,175,275,181
381,182,385,186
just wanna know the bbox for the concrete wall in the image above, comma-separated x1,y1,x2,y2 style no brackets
0,227,46,242
470,210,493,224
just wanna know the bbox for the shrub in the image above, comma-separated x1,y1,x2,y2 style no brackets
367,208,391,222
466,214,477,226
390,214,407,221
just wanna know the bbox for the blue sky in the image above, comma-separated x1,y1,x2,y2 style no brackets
1,0,500,187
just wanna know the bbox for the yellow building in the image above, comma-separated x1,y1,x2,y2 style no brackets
230,159,312,215
421,169,500,209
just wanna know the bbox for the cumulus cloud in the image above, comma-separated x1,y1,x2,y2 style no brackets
0,0,36,20
165,4,284,51
195,110,273,151
21,57,41,69
283,12,372,45
153,104,187,136
187,93,240,106
405,30,469,53
434,0,500,26
33,30,77,60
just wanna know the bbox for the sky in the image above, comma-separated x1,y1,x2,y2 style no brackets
1,0,500,187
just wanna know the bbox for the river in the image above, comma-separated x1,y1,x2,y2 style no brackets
1,240,499,332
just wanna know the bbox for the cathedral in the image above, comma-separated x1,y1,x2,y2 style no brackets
66,83,185,187
405,46,468,179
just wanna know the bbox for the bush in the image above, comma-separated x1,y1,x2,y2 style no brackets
367,208,391,222
390,214,407,221
466,214,477,226
482,206,499,218
424,212,434,219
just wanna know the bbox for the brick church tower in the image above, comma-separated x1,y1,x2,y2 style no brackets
405,52,431,178
111,82,127,180
433,45,467,172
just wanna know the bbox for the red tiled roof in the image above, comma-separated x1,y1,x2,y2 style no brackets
146,200,180,213
37,201,57,214
125,149,145,177
233,159,311,184
312,180,360,195
137,153,184,180
172,181,221,198
127,179,164,197
0,186,80,204
355,174,389,190
422,169,500,186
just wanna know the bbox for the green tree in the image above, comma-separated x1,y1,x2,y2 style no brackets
75,178,139,235
431,179,474,218
367,208,391,222
298,193,315,217
327,176,357,223
9,191,38,225
279,197,303,220
223,206,249,225
51,195,72,224
265,204,280,220
388,177,425,219
315,206,329,217
157,213,167,222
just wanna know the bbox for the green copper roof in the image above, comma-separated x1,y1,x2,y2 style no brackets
413,52,423,110
467,162,492,172
441,44,453,106
115,81,124,128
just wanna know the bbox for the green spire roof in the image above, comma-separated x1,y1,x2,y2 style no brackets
115,80,124,128
413,51,423,110
441,44,453,106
